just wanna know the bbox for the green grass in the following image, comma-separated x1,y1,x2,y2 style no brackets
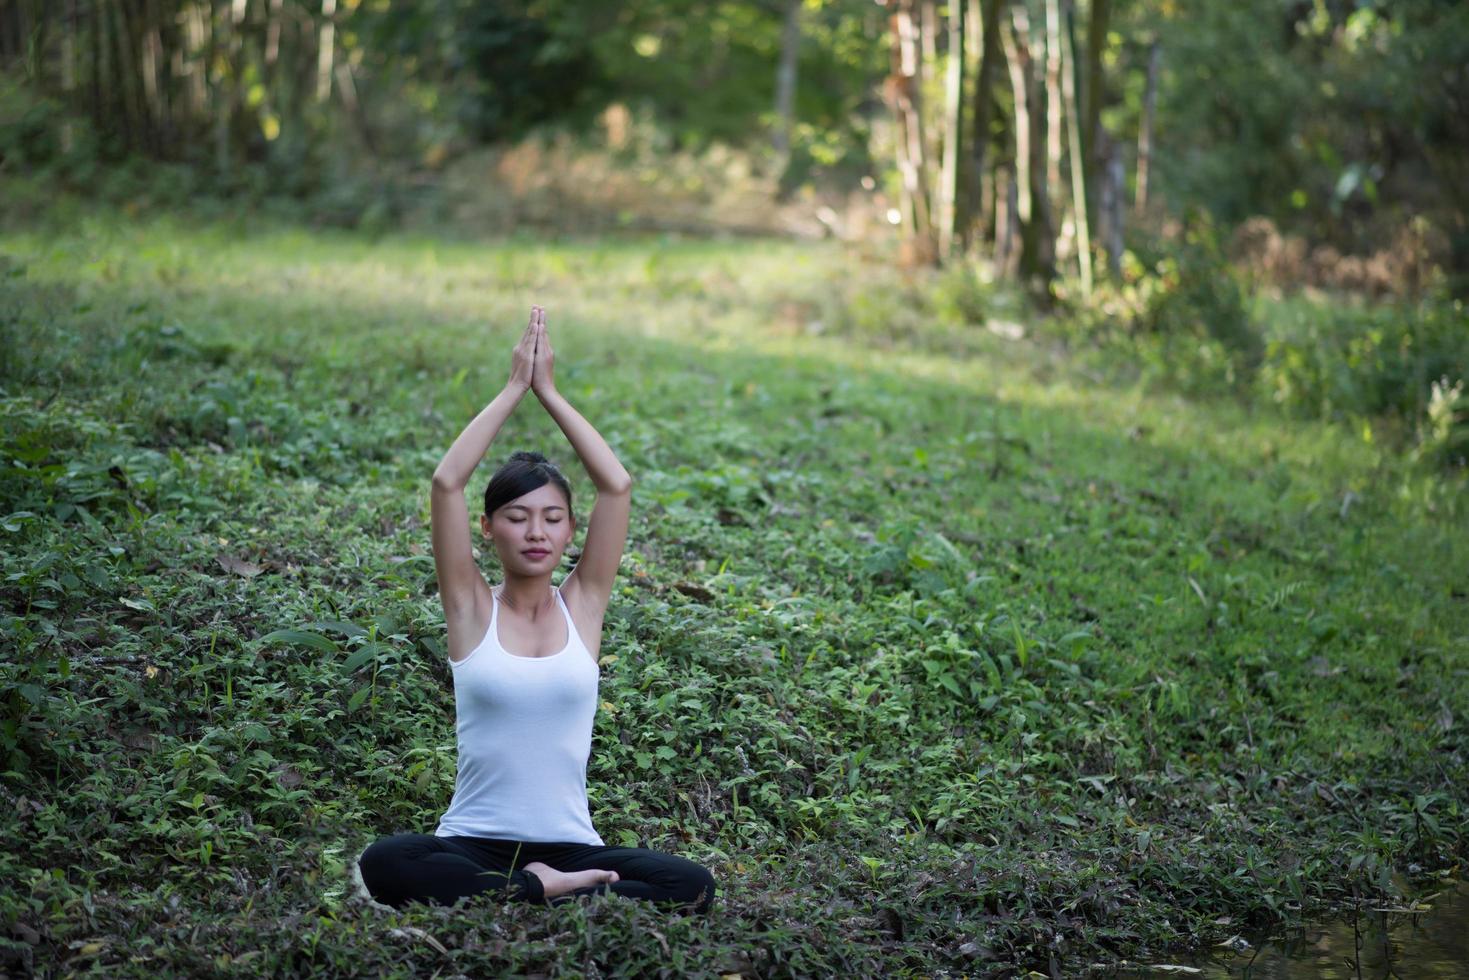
2,211,1466,977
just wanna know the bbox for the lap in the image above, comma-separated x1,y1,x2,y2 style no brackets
363,833,713,886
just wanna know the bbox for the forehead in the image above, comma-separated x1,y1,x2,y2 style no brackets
502,483,568,511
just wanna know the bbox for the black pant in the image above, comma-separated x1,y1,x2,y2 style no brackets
358,833,717,914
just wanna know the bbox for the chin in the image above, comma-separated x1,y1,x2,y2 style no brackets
510,554,559,571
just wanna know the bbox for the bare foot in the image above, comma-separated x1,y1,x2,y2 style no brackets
522,861,620,900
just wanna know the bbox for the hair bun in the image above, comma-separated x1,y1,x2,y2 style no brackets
508,450,548,464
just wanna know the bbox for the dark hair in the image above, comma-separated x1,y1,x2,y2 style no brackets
483,451,574,521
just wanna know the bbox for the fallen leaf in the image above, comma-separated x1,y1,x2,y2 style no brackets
388,925,447,954
216,554,264,577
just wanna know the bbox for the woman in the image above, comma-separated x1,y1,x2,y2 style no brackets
358,306,716,914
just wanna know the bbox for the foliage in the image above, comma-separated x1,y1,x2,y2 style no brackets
1065,221,1263,396
2,213,1466,976
1256,298,1469,426
1136,0,1469,275
1048,223,1468,473
1130,220,1263,391
1415,375,1469,471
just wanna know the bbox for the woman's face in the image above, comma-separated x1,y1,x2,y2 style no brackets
481,483,574,575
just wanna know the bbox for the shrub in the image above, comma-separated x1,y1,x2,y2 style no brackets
1257,299,1468,438
1251,294,1469,469
928,258,992,326
1067,222,1264,395
1133,221,1263,391
1414,375,1469,469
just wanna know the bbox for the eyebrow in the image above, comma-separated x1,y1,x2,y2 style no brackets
503,504,565,512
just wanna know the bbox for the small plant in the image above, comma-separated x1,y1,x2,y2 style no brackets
1414,375,1468,469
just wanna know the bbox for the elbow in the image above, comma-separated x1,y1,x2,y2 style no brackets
605,475,633,495
432,470,465,493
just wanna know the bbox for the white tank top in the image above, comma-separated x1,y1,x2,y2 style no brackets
434,586,605,845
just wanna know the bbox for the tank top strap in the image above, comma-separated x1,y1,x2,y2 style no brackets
554,586,589,655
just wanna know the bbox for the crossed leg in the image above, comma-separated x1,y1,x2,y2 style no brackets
358,833,548,907
358,833,716,914
531,842,717,914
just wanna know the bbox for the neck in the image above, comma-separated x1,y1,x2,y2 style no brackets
498,573,556,617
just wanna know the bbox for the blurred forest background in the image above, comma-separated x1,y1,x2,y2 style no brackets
1,0,1466,465
3,5,1469,974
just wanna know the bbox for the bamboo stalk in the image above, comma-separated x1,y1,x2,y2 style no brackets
938,0,965,259
1137,39,1159,214
316,0,335,102
1060,0,1091,296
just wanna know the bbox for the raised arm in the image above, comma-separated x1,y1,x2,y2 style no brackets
430,312,537,624
529,309,632,621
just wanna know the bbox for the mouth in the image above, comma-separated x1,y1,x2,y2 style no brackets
521,549,551,559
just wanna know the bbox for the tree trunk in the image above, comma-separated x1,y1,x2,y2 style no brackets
0,2,21,71
62,1,79,153
1098,128,1124,279
144,0,171,154
1083,0,1111,209
117,0,158,157
216,0,246,178
938,0,966,259
1060,0,1091,296
964,0,1004,251
773,0,801,161
89,0,102,137
1136,39,1159,214
1002,4,1053,288
265,0,283,74
921,0,938,65
186,0,207,121
994,161,1018,276
107,0,140,153
1044,0,1063,207
918,0,940,221
1001,10,1029,231
888,0,936,265
317,0,336,102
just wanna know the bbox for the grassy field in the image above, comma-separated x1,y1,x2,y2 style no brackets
2,212,1466,977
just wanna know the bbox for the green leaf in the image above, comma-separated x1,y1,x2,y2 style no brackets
256,629,338,653
341,644,385,673
312,620,369,639
0,511,36,532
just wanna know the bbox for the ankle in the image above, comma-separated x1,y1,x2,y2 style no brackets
522,861,562,900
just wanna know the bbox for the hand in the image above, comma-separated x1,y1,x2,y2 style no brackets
531,305,556,396
507,307,537,393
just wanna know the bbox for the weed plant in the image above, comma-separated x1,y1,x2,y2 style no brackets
1049,227,1468,473
1,212,1466,977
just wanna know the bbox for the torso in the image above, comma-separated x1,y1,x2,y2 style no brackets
446,577,602,665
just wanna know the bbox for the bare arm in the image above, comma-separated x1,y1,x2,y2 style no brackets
431,383,528,492
537,387,632,495
430,312,537,622
531,310,632,620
